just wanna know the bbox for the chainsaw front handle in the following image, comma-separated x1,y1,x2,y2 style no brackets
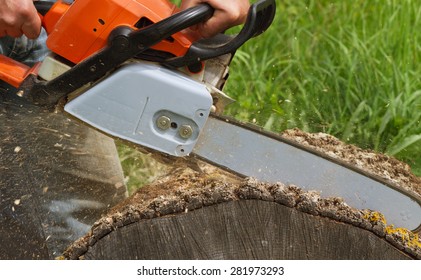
165,0,276,68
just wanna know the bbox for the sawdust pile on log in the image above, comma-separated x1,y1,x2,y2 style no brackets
281,128,421,196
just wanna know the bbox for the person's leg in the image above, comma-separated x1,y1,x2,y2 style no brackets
0,32,127,259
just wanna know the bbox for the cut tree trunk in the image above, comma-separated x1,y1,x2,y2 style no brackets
62,166,421,260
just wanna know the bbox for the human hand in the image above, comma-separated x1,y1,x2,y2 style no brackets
0,0,41,39
180,0,250,38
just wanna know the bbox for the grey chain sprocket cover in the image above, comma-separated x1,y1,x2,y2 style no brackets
64,62,212,157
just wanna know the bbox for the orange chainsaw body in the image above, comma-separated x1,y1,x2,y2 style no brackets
46,0,198,64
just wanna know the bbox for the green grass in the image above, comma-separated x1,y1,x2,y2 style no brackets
223,0,421,175
118,0,421,191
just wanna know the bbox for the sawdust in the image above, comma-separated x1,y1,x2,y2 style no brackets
281,128,421,196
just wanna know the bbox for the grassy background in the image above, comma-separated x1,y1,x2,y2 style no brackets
225,0,421,172
119,0,421,192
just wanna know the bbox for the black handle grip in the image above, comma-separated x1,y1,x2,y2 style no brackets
165,0,276,68
149,4,214,40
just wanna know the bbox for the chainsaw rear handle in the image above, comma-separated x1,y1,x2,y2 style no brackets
0,1,54,87
0,1,68,88
165,0,276,68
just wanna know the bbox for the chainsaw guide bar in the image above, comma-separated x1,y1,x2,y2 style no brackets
193,115,421,232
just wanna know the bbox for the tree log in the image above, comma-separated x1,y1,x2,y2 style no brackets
63,168,421,260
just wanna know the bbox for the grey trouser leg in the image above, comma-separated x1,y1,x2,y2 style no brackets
0,31,127,259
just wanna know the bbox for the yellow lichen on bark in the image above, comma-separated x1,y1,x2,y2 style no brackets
363,210,421,249
385,226,421,249
363,211,387,225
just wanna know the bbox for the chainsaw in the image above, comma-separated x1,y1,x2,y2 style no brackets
1,0,420,232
